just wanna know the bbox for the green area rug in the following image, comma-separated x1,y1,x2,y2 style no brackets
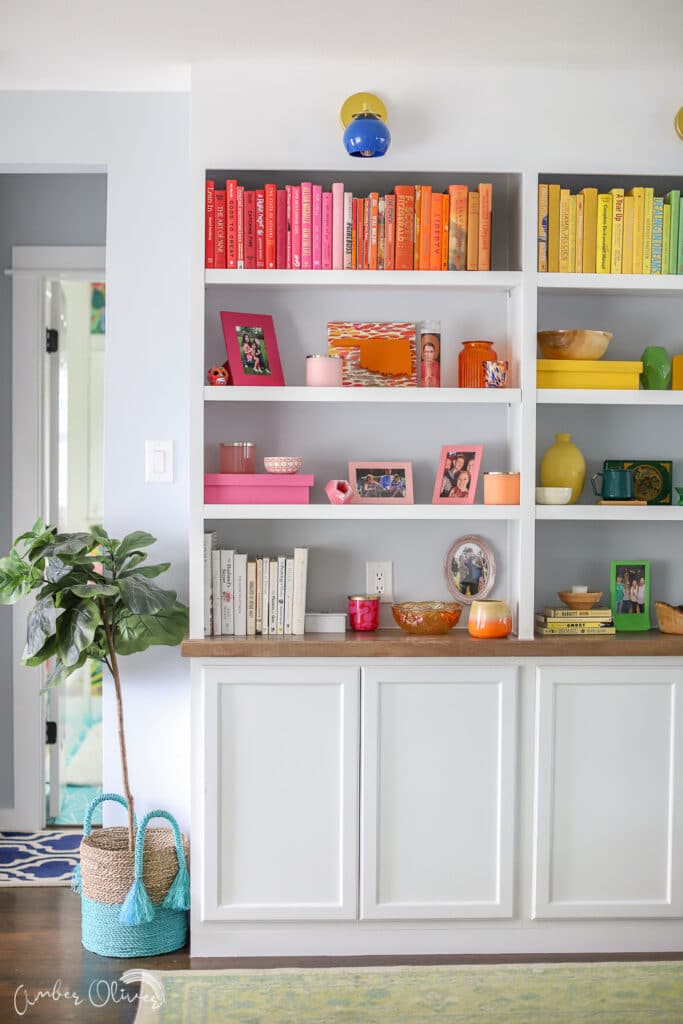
135,961,683,1023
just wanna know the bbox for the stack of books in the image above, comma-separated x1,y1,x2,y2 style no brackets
535,606,615,636
205,179,493,272
538,184,683,275
204,533,308,637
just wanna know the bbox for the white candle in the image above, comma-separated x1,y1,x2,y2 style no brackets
571,585,589,593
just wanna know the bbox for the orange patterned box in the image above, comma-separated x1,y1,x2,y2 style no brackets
327,322,417,387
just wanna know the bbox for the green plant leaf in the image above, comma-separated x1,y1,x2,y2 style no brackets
117,575,176,615
115,601,188,655
23,596,58,659
0,549,33,605
24,633,57,666
56,600,102,667
41,533,94,558
45,556,75,584
70,583,119,598
90,525,110,544
118,562,171,580
116,531,156,562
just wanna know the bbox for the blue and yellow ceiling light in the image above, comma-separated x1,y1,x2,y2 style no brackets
341,93,391,158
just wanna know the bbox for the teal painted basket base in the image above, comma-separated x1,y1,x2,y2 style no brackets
81,895,187,958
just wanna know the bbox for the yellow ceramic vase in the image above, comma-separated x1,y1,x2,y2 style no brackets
540,433,586,504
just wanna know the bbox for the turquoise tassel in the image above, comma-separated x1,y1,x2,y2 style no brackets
162,861,190,911
119,877,155,925
70,863,82,894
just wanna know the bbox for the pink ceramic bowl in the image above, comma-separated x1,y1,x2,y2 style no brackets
263,456,303,474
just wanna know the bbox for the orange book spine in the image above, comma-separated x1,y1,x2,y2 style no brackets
368,192,379,270
394,186,415,271
448,185,468,270
384,195,396,270
441,195,449,271
429,192,442,270
413,186,421,269
466,192,480,270
418,185,432,270
477,183,492,271
264,183,277,270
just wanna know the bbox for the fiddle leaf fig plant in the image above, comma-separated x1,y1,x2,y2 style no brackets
0,519,188,848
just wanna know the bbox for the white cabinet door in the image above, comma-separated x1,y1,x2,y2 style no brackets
200,664,359,921
532,665,683,919
361,665,517,919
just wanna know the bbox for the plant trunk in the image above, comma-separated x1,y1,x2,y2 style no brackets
101,609,135,850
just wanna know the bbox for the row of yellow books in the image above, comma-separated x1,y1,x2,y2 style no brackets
538,184,683,274
535,607,615,636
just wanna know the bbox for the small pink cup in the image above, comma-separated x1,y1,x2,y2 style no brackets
348,595,380,631
325,479,353,505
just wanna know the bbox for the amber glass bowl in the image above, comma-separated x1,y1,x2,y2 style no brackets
392,601,462,635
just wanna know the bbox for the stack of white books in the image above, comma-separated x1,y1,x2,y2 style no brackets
204,535,308,637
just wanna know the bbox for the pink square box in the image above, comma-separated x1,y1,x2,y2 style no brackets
204,473,315,504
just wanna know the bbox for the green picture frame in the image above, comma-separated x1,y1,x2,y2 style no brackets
604,460,672,505
610,560,651,632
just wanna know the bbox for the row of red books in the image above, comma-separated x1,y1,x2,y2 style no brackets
205,181,493,272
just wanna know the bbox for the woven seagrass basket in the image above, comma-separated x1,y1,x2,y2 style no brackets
75,794,190,958
655,601,683,635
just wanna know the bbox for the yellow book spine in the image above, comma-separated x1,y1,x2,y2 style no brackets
662,204,671,275
559,188,571,273
622,195,634,274
609,187,624,273
642,186,654,273
547,184,561,273
537,183,548,272
628,187,644,273
574,193,584,273
581,187,598,273
568,195,577,273
596,194,612,273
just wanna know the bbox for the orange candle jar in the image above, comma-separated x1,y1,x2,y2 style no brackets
458,340,498,388
468,599,513,639
483,472,520,505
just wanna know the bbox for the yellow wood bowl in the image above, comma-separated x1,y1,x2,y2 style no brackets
538,330,612,360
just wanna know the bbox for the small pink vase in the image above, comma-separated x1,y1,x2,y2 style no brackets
325,480,353,505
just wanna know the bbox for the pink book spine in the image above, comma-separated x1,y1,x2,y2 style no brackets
276,190,287,269
301,181,312,270
343,192,353,270
321,192,333,270
285,185,293,269
236,185,245,269
332,182,344,270
291,186,302,269
312,185,323,269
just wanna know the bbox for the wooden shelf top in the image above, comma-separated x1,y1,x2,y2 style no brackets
182,629,683,659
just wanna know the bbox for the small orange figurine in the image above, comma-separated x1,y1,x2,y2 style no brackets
207,365,231,386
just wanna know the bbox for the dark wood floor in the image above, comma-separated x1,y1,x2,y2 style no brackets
1,888,681,1023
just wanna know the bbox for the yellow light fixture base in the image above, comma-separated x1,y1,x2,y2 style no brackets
675,107,683,140
341,93,387,128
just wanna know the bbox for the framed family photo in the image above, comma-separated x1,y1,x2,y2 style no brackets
432,446,483,504
220,311,285,387
444,535,496,604
348,462,414,504
610,560,651,631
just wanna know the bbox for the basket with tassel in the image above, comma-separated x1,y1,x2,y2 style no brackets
655,601,683,635
73,794,190,957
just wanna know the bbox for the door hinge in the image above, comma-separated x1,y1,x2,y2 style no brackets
45,328,59,354
45,720,57,745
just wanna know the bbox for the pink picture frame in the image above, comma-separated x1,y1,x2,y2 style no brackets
432,446,483,505
348,462,414,504
220,311,285,387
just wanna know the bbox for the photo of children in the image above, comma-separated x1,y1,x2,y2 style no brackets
438,451,477,500
614,564,647,614
236,326,271,376
445,535,496,604
355,468,407,499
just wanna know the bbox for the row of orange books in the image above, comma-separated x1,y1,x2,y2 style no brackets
538,184,683,274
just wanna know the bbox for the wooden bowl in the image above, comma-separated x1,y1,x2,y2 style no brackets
558,590,602,610
538,330,612,360
392,601,462,635
655,601,683,635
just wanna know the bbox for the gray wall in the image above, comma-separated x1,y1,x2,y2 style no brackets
0,173,107,807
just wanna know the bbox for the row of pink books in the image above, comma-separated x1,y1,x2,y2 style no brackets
204,533,308,637
205,180,493,271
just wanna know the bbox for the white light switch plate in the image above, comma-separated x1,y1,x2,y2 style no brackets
145,440,173,483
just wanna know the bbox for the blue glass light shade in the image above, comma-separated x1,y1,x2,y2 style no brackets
343,113,391,158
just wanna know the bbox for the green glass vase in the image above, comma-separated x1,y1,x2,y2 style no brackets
640,346,671,390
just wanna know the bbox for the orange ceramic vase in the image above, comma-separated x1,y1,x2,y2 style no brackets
458,340,498,388
468,599,513,639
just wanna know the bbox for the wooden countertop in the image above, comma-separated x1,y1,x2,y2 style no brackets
182,629,683,658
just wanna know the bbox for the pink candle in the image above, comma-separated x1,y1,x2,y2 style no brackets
306,354,343,386
348,595,380,631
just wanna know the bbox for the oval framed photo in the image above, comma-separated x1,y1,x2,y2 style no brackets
445,535,496,605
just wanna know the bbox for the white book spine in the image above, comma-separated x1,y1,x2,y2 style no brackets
220,549,234,636
284,558,295,635
203,532,216,637
268,560,278,635
246,560,257,636
276,556,287,635
233,553,247,636
256,557,263,634
261,557,270,636
211,550,222,636
292,547,309,636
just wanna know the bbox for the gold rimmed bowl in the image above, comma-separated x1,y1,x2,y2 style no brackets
392,601,462,635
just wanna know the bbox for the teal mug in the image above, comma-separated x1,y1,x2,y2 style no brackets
591,467,634,500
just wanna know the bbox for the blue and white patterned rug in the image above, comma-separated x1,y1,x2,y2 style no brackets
0,830,81,886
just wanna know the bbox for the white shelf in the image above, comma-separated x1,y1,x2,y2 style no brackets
204,503,525,521
205,269,522,291
536,505,683,521
538,273,683,297
537,389,683,405
205,386,522,404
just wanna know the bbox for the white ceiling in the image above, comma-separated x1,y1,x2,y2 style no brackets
2,0,683,91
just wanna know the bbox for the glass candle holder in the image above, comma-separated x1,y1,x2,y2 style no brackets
348,594,380,631
220,442,256,474
306,354,343,387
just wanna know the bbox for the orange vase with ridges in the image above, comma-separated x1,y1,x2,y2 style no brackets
458,340,497,388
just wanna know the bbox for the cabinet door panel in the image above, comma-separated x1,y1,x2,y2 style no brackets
532,666,683,918
361,665,517,919
202,664,359,921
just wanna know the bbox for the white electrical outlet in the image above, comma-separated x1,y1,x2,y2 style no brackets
365,561,393,603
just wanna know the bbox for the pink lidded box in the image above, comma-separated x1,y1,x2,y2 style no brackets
204,473,315,504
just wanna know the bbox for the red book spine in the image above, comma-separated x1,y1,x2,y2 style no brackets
301,182,312,270
255,189,266,269
352,199,359,269
361,198,368,270
291,186,302,268
312,184,323,269
394,186,415,270
244,191,256,269
205,179,215,268
322,192,333,270
214,189,226,269
236,185,244,269
384,195,396,270
285,185,293,269
276,189,287,269
226,179,238,269
265,183,277,269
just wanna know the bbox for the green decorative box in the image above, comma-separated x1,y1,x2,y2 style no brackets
604,460,672,505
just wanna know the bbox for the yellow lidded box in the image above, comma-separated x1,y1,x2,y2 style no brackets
672,355,683,390
537,359,642,390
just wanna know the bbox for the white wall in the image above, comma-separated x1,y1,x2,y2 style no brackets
0,92,191,831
